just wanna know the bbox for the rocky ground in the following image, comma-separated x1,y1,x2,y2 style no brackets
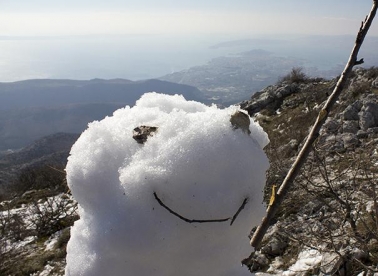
1,67,378,275
241,67,378,275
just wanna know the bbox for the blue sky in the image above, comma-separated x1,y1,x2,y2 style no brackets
0,1,377,36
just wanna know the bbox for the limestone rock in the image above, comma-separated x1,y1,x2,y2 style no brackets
244,251,269,272
357,130,369,139
372,77,378,88
342,120,359,134
343,100,362,121
341,133,360,149
241,84,299,115
260,238,287,256
368,127,378,134
322,134,344,152
323,119,340,134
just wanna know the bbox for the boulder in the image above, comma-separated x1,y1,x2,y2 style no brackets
275,84,299,98
368,127,378,134
261,237,287,256
359,110,376,130
343,100,362,121
359,96,378,130
321,134,344,152
242,84,299,116
342,120,359,134
341,133,360,149
357,130,369,139
372,77,378,89
323,119,341,134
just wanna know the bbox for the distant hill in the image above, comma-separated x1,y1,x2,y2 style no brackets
0,132,79,197
0,78,205,110
0,132,79,167
0,78,205,150
0,102,126,150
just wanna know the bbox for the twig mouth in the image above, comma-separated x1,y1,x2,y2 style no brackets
153,192,249,226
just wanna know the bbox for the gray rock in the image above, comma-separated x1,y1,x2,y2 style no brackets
288,139,299,150
359,96,378,130
261,238,287,256
343,100,362,121
342,120,359,134
357,130,369,139
368,127,378,134
242,84,299,115
230,111,251,134
341,133,360,149
247,251,269,271
364,102,378,116
321,134,344,152
323,119,340,134
351,248,368,261
275,84,299,98
372,77,378,89
359,110,376,130
365,101,378,122
132,126,158,144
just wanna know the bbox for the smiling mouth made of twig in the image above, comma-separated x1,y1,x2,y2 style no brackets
153,192,249,226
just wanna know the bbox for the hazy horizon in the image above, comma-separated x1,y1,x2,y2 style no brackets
1,1,378,82
0,33,378,83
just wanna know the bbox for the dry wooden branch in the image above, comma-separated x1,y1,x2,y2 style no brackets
250,0,378,249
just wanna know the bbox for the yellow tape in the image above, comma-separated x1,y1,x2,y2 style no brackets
319,109,328,121
269,185,277,206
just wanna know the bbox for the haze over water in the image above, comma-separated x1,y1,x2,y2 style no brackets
1,33,378,82
1,1,378,82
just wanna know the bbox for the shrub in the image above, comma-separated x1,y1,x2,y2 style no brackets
28,196,78,238
349,81,371,99
279,67,309,84
365,66,378,79
16,165,68,195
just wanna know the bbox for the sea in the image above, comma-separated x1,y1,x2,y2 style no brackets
0,33,377,82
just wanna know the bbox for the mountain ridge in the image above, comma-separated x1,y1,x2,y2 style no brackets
0,78,205,110
0,78,205,150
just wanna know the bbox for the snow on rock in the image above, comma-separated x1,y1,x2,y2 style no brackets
65,92,269,276
33,264,54,276
282,249,322,276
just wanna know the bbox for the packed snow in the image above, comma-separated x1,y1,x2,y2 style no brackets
282,249,322,276
65,92,269,276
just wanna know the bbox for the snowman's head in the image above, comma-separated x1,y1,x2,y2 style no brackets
65,93,269,276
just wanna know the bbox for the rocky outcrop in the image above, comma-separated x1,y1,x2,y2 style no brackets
240,83,299,116
342,100,361,121
242,67,378,275
319,94,378,151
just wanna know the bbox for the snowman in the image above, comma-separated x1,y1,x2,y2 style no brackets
65,93,269,276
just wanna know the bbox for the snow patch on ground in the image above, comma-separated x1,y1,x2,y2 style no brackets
282,249,322,275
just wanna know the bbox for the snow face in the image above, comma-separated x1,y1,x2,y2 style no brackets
65,93,269,276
